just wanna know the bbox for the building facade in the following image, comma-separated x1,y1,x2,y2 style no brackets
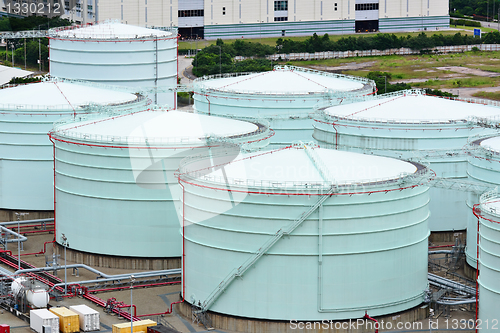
1,0,448,39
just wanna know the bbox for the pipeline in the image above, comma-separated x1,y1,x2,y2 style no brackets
0,226,28,243
364,311,378,333
429,244,455,249
15,264,180,280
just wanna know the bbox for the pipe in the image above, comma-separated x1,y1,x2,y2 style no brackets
428,250,454,254
20,240,54,257
0,218,54,226
364,311,379,333
473,203,481,333
47,269,181,292
0,226,28,243
435,299,476,305
15,264,180,279
428,244,455,249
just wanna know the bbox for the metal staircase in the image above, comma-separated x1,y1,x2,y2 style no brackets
198,184,337,313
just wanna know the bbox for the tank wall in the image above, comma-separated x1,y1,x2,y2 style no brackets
0,112,75,210
194,92,326,146
466,155,500,267
54,140,207,257
182,180,430,320
313,120,479,232
49,38,177,107
478,210,500,330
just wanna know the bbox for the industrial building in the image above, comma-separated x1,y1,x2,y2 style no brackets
314,90,500,235
65,0,449,39
49,22,178,108
0,79,147,216
178,143,431,322
193,65,375,146
49,109,272,269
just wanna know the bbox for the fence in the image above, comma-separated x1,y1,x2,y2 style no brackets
234,44,500,62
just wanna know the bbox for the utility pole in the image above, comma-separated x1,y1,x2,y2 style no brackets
38,39,41,72
24,39,26,70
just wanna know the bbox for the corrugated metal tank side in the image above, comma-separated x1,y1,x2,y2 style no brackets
181,171,430,320
313,115,477,232
466,141,500,268
49,37,177,107
193,91,324,146
54,139,204,257
0,110,60,210
477,194,500,331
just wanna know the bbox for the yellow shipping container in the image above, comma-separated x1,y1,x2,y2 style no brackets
112,320,157,333
49,307,80,333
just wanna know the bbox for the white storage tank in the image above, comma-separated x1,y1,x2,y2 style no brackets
0,79,147,212
49,22,178,108
314,90,500,233
473,190,500,331
179,144,431,321
50,110,271,265
69,305,99,332
466,134,500,273
193,65,375,146
30,309,59,333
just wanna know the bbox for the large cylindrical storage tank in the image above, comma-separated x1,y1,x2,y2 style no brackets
473,190,500,331
465,135,500,274
50,110,271,269
49,22,178,108
193,65,375,146
0,80,146,217
179,144,431,321
314,90,500,234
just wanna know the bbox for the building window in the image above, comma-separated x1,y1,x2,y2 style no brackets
222,6,225,15
274,16,288,21
334,3,337,11
274,0,287,11
354,3,379,10
178,9,204,17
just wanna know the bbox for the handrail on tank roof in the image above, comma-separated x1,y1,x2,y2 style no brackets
193,65,375,95
178,145,433,193
478,188,500,219
51,110,271,147
466,133,500,158
49,19,178,40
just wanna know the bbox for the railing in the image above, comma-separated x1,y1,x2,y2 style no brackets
194,65,375,96
179,145,433,193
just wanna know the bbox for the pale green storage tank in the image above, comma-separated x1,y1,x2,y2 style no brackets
474,190,500,331
192,65,375,146
179,144,431,320
50,110,271,258
466,135,500,271
0,79,147,212
314,90,500,233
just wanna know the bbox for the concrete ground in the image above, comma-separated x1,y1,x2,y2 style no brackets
0,232,478,333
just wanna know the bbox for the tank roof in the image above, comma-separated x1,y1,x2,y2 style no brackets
324,91,500,122
0,81,138,108
54,110,259,144
195,145,417,185
195,66,367,95
480,136,500,153
53,22,173,39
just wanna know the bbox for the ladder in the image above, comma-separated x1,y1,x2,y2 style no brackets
198,184,337,313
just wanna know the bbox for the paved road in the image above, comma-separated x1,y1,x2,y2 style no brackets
178,56,195,85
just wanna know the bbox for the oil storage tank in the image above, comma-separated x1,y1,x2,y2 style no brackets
0,79,147,217
49,22,178,108
314,90,500,234
472,190,500,331
178,143,431,322
192,65,375,146
49,110,271,268
465,134,500,276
